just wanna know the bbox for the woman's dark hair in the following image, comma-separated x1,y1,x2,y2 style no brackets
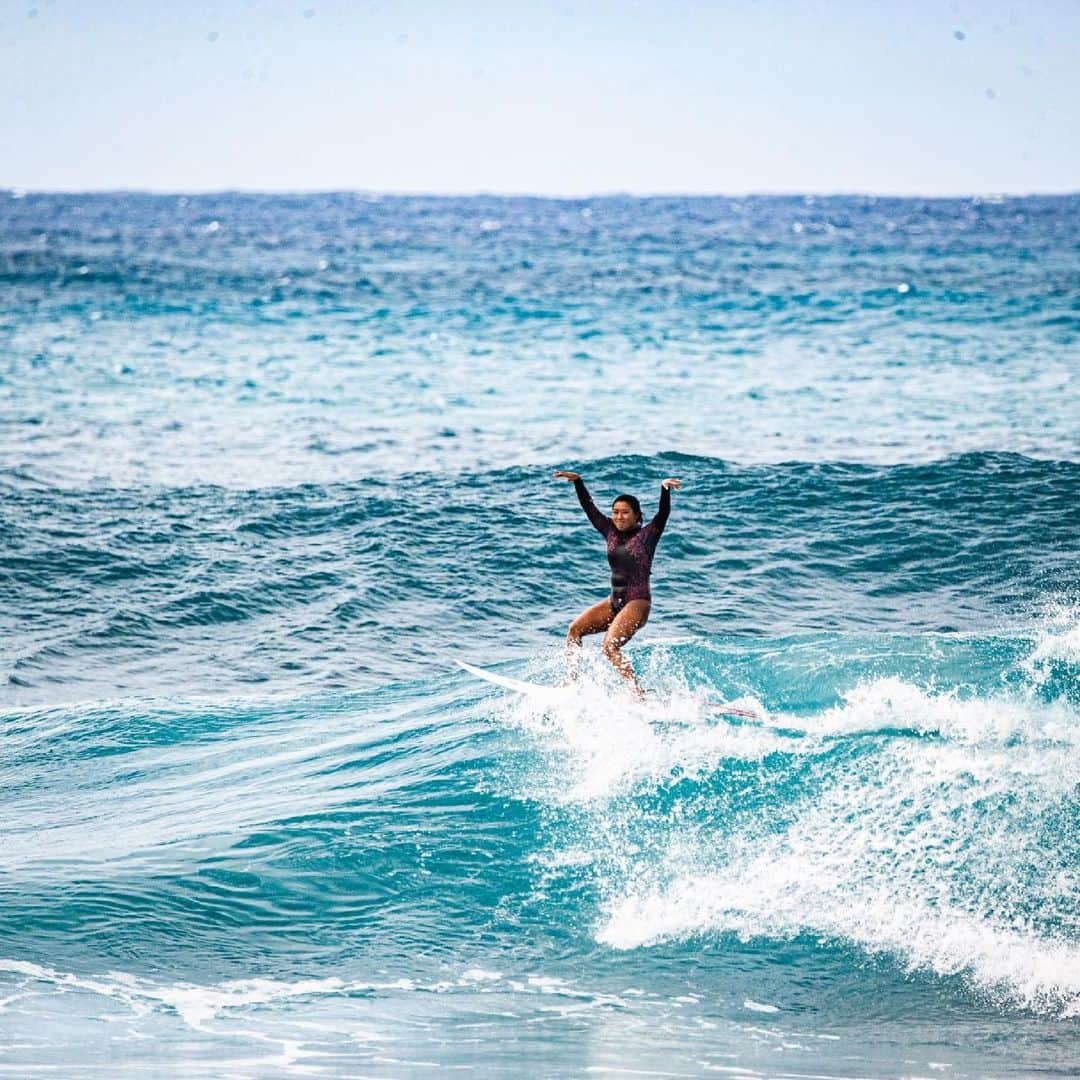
612,493,643,524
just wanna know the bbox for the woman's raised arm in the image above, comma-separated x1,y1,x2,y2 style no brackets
644,477,680,542
554,470,612,536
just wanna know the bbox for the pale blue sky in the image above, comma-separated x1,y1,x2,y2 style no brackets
2,0,1077,194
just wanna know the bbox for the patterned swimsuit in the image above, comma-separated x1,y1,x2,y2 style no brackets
573,479,671,612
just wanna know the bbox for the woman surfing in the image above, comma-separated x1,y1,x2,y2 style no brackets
554,470,681,697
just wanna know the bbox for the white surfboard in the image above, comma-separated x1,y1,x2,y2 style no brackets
457,659,762,721
456,659,569,702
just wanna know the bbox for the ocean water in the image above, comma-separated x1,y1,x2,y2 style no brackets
1,191,1078,1077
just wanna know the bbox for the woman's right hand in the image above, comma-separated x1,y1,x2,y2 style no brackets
553,470,580,482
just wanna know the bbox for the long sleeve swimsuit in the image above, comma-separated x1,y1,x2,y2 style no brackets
573,478,671,612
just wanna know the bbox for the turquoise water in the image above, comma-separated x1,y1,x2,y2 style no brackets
1,192,1078,1076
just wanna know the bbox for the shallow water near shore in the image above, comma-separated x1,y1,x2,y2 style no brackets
1,192,1078,1076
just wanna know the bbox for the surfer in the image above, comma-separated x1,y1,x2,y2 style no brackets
553,470,681,697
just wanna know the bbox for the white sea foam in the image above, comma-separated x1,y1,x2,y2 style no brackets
501,662,785,802
504,647,1076,812
742,999,780,1014
1023,605,1080,681
0,958,361,1030
0,958,590,1032
585,676,1080,1015
799,675,1080,745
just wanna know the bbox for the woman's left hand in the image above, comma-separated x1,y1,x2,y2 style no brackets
661,478,682,491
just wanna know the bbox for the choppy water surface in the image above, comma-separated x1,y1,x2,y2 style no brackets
1,192,1078,1077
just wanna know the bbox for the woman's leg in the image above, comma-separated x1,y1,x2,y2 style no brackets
566,598,616,679
602,599,651,696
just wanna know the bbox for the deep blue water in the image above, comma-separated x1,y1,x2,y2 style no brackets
1,192,1078,1077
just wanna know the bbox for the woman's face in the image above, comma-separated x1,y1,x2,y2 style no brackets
611,500,639,531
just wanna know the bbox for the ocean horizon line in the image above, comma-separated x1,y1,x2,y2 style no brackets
5,185,1080,201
